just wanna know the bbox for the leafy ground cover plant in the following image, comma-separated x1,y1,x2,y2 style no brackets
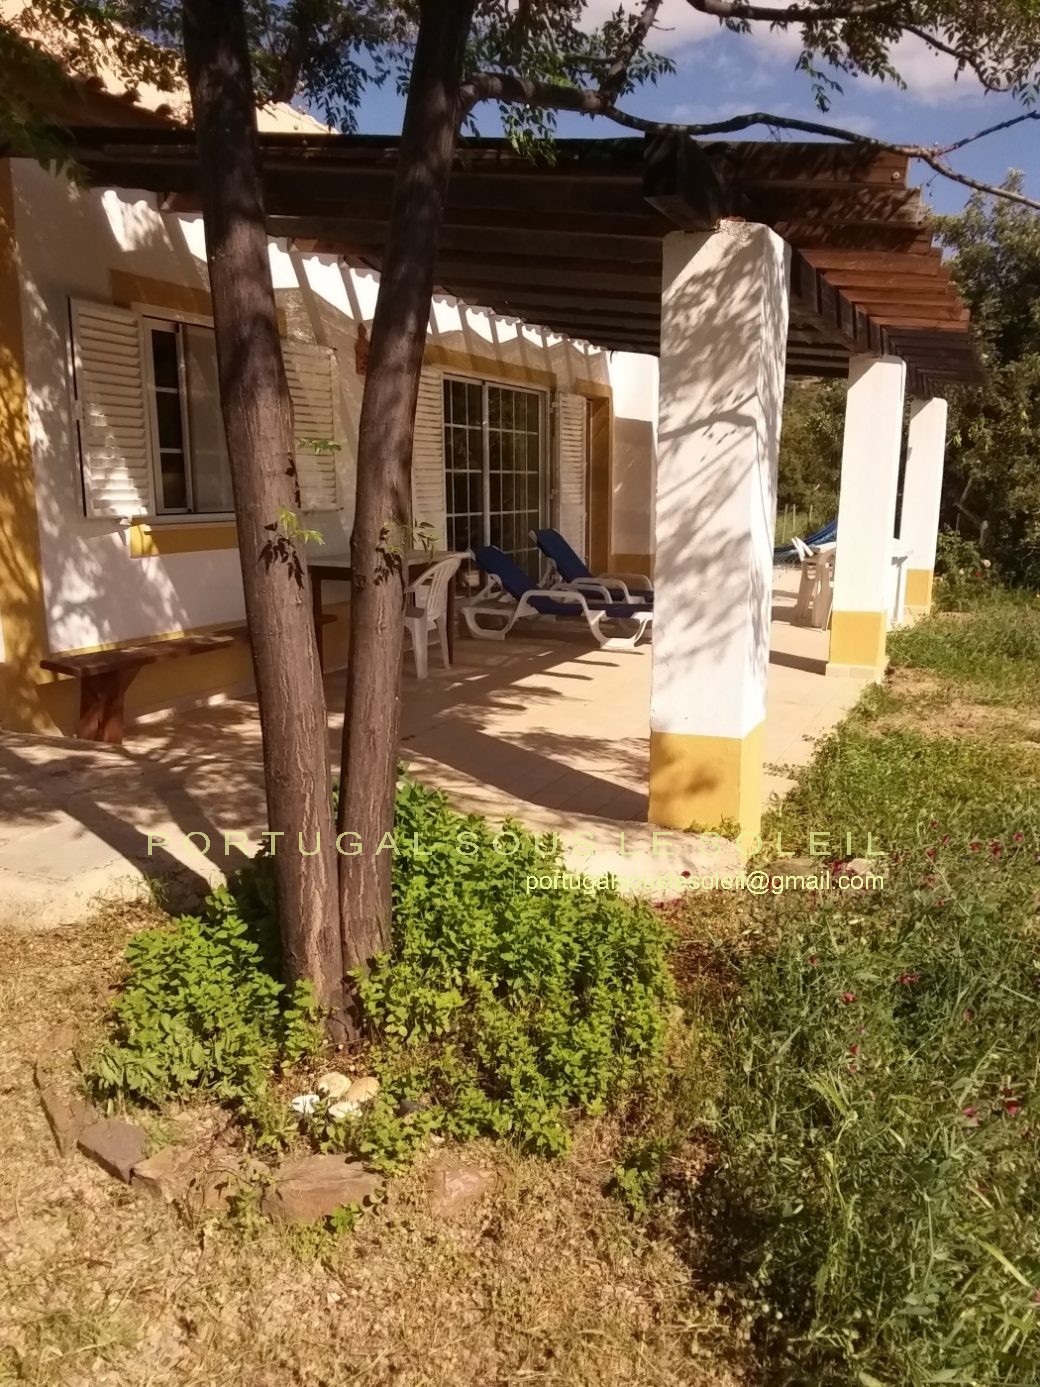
345,778,674,1161
91,777,674,1167
888,587,1040,711
90,875,324,1141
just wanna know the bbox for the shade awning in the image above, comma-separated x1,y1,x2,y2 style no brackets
64,127,981,395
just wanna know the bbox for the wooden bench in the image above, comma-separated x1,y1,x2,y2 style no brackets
40,615,335,746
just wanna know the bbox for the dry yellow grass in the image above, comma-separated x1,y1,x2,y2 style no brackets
0,906,739,1387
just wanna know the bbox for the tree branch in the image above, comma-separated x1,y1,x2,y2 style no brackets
686,0,903,22
600,0,666,98
899,24,1017,93
684,0,1032,98
459,71,1040,211
932,109,1040,158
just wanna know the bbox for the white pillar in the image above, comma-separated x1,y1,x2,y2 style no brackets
649,222,790,836
827,355,906,677
899,396,948,615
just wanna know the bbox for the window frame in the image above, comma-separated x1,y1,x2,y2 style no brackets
136,303,235,525
442,372,549,574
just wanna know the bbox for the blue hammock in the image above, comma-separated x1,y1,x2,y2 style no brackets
774,517,837,563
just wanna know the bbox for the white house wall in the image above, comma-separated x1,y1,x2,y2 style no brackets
10,158,654,683
608,352,658,571
15,162,247,653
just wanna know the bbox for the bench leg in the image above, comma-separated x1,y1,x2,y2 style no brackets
78,668,140,744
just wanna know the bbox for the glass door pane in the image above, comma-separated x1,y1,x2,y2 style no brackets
443,377,485,555
442,378,545,578
146,323,190,512
486,384,543,575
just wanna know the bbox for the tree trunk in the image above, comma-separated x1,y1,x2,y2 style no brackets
182,0,344,1020
337,0,475,970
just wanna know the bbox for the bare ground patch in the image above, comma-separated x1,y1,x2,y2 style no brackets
864,669,1040,746
0,909,739,1387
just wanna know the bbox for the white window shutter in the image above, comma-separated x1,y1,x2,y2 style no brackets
70,299,155,518
554,392,587,562
284,341,341,512
411,367,446,548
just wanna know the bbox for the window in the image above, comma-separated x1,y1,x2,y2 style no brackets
443,377,545,574
143,319,234,515
72,295,340,520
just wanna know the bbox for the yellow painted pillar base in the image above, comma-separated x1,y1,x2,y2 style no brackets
903,567,934,615
648,722,764,837
827,609,888,679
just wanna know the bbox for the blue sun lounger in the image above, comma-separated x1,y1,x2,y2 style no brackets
774,517,837,563
532,527,653,605
463,546,653,651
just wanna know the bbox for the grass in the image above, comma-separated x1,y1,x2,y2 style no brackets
659,590,1040,1386
889,583,1040,712
775,507,822,546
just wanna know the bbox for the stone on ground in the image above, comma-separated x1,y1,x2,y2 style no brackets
327,1099,362,1121
36,1082,96,1157
133,1145,264,1211
184,1158,266,1215
132,1145,193,1201
262,1154,383,1224
315,1071,352,1099
77,1117,149,1183
425,1157,498,1218
344,1076,380,1105
846,856,883,876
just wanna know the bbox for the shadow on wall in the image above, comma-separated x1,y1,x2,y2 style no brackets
650,226,790,736
14,165,235,728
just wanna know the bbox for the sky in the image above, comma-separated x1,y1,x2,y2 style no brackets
353,0,1039,218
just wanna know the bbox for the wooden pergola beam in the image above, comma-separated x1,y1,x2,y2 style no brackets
272,218,665,263
804,248,945,273
642,132,742,229
61,125,979,386
437,286,660,317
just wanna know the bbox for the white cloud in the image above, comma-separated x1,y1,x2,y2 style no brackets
581,0,990,106
580,0,717,51
884,33,987,103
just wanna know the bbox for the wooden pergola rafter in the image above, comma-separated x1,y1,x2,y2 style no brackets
65,126,981,395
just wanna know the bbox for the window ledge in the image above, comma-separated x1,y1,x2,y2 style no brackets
128,520,238,558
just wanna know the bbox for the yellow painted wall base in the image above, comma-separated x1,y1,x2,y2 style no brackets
612,552,654,579
828,609,887,672
5,604,351,738
904,567,934,613
648,722,764,837
128,522,238,558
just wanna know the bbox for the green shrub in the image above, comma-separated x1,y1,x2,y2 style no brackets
92,778,673,1165
933,528,997,610
349,778,674,1159
611,1136,671,1216
90,880,323,1138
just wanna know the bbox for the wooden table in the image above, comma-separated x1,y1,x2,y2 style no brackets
309,550,461,670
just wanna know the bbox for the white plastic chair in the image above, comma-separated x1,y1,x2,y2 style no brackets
793,541,836,629
404,553,464,679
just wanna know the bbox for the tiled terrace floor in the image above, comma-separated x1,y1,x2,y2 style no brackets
0,572,869,923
